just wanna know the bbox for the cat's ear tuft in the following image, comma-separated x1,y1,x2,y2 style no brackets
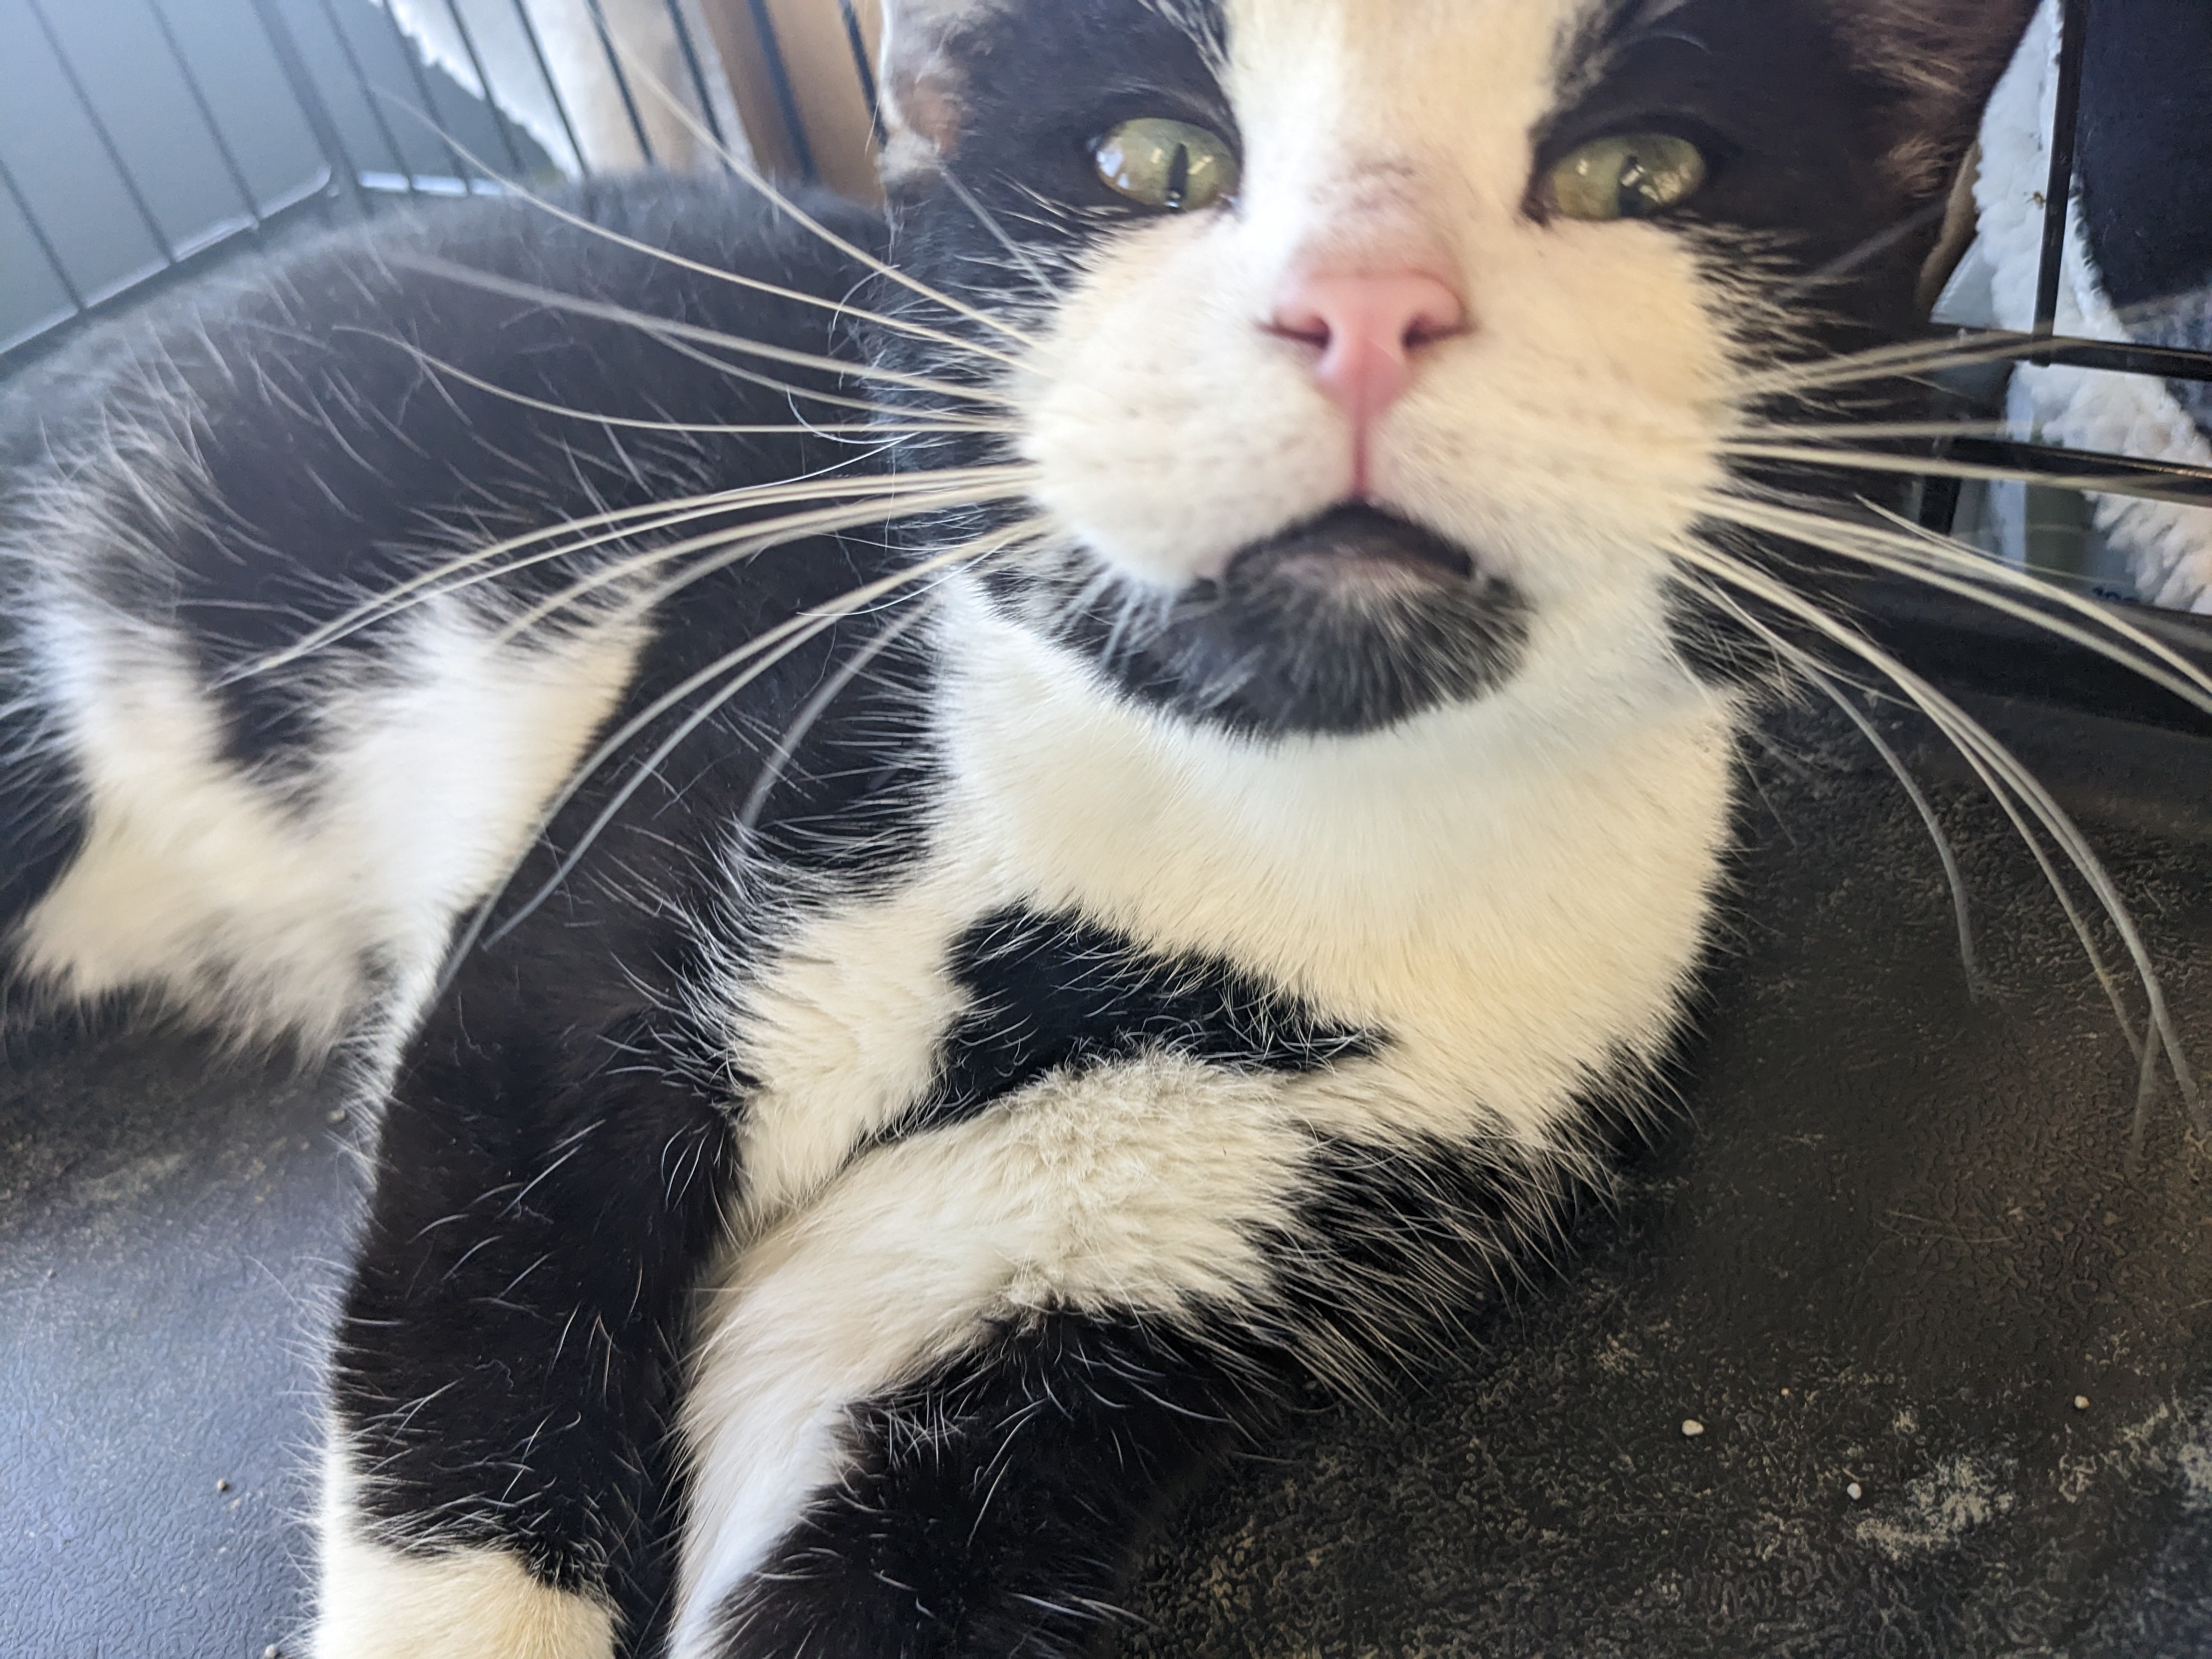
876,0,999,184
1841,0,2044,198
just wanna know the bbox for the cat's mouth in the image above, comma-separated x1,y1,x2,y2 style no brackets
1226,505,1477,592
1020,503,1532,740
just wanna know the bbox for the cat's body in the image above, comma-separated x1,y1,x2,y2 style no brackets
0,2,2052,1654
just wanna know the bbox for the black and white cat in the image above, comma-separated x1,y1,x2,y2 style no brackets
7,1,2188,1654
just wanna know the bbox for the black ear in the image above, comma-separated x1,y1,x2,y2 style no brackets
875,0,1001,183
1842,0,2046,198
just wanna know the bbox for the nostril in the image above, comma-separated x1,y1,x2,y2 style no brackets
1268,304,1335,349
1404,297,1468,348
1268,273,1469,360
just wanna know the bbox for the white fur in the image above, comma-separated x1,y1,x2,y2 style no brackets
1974,0,2212,612
318,1452,617,1659
720,873,974,1220
18,595,640,1048
933,585,1736,1141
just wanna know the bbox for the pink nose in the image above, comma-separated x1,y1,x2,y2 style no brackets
1271,272,1469,430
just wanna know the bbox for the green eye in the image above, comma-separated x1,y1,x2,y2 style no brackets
1093,118,1240,212
1546,132,1709,222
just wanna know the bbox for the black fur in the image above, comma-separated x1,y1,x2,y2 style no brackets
913,906,1380,1132
0,610,84,943
712,1313,1246,1659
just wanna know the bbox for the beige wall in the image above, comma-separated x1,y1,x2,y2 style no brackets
696,0,883,200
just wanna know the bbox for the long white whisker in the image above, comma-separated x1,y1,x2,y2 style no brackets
620,53,1045,353
1674,538,2202,1135
1693,554,2140,1044
1737,327,2069,398
1694,583,1987,992
1716,493,2212,716
641,327,1012,429
1729,420,2015,443
391,257,1022,410
418,144,1038,376
255,469,1029,667
355,334,1017,439
240,484,864,673
487,477,1037,645
733,518,1058,833
367,82,1045,355
444,527,1044,977
939,169,1068,307
1712,495,2212,717
1719,441,2212,510
736,597,938,834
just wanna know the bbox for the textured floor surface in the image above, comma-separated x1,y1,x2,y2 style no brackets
4,665,2209,1657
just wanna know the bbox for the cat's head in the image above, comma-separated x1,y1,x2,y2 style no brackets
870,0,2037,738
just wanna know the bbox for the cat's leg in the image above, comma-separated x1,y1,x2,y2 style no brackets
316,1007,737,1659
671,1053,1555,1659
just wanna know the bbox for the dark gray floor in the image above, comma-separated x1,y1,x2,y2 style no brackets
1,1030,354,1658
5,682,2210,1657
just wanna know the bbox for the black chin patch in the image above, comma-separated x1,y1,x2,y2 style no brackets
1019,506,1532,740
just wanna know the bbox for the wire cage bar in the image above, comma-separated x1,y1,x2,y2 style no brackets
0,0,870,359
1,0,2208,596
1907,0,2212,566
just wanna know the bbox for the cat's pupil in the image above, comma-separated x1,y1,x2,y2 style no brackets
1166,143,1192,210
1618,151,1657,215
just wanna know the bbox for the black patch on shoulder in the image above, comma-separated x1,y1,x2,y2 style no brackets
710,1311,1251,1659
910,907,1380,1132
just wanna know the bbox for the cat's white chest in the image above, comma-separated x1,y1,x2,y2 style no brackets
722,587,1742,1223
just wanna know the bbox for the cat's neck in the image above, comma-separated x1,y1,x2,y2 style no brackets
929,575,1744,1064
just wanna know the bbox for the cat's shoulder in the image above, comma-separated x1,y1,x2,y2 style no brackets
0,178,887,466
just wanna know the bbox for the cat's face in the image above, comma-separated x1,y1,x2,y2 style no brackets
876,0,2034,738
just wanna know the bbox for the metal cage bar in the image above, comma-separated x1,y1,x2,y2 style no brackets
368,0,476,183
247,0,374,213
506,0,592,179
838,0,882,135
583,0,663,167
746,0,819,182
0,152,87,314
1916,0,2212,550
143,0,268,229
312,0,424,191
21,0,182,266
662,0,736,160
438,0,531,174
